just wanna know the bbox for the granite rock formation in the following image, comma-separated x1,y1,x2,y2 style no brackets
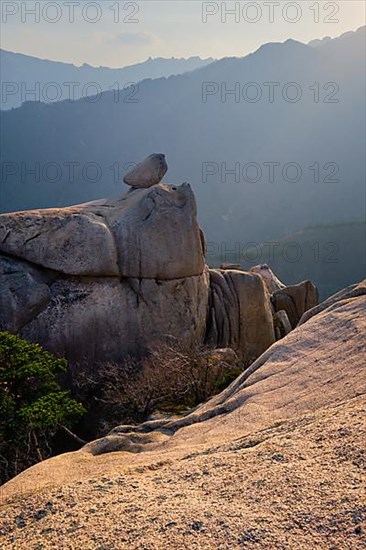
0,184,318,366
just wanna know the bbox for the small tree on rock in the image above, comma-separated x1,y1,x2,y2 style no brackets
0,332,85,483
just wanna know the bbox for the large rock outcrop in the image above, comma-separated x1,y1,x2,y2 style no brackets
0,185,318,366
83,279,366,455
0,184,209,363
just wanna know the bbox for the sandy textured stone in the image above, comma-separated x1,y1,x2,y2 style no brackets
1,281,364,550
299,279,366,325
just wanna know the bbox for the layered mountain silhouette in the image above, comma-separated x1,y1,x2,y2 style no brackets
0,50,214,109
0,27,365,264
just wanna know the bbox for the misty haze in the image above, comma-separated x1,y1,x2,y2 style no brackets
0,3,365,549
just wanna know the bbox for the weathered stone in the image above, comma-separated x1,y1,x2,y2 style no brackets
123,153,168,188
298,280,366,326
250,264,285,294
0,208,119,276
104,183,205,279
2,279,365,502
0,183,204,280
0,254,57,332
272,280,319,328
0,182,313,370
0,183,208,364
19,272,209,365
206,269,275,364
273,310,292,340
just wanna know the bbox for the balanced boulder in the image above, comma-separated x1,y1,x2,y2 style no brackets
123,154,168,188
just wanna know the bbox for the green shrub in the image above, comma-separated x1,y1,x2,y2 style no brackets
0,332,85,484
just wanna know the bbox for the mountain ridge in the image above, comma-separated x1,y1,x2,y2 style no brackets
0,49,215,110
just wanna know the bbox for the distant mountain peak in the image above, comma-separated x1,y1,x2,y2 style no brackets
308,25,365,48
0,51,215,110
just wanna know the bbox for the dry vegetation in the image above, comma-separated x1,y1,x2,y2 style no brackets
73,343,242,436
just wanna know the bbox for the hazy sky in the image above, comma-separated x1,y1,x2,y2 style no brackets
1,1,365,66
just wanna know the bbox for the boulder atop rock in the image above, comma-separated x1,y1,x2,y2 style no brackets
123,153,168,188
0,183,209,363
0,180,318,369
